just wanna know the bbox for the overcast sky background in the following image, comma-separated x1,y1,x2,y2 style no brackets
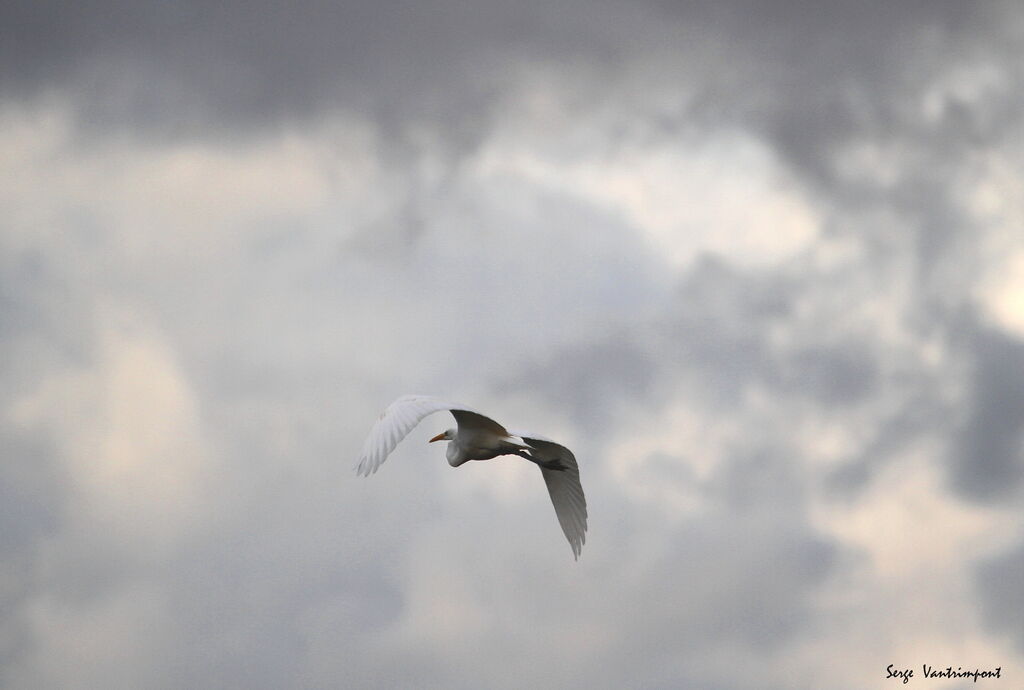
3,2,1024,688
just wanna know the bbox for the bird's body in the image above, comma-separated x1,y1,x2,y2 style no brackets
441,425,522,466
356,395,588,558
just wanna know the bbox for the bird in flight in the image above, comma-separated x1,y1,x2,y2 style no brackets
356,395,588,559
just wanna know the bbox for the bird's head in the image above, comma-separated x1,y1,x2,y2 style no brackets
429,428,456,443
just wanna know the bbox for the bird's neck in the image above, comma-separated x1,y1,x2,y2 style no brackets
446,441,469,467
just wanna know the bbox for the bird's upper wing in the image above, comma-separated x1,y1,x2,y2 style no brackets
355,395,502,476
450,409,508,436
511,431,588,559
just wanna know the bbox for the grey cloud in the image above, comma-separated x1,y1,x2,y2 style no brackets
349,454,838,690
976,539,1024,651
584,449,838,688
0,251,84,597
507,228,1024,512
824,383,952,496
2,0,607,144
0,427,65,625
496,334,661,432
7,0,1014,151
710,2,1017,149
772,344,878,404
505,255,882,442
630,2,1022,287
950,325,1024,501
0,453,52,553
613,524,835,683
501,259,782,425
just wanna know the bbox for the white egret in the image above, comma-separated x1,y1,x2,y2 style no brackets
356,395,588,559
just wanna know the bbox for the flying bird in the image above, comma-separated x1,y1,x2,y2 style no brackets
356,395,588,559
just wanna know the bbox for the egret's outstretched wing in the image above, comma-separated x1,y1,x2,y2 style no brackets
356,395,501,476
514,432,588,559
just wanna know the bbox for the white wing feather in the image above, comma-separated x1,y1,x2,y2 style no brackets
354,395,501,475
512,431,589,559
356,395,470,476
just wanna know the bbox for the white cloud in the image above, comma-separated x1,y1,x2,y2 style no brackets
968,153,1024,338
0,100,380,264
9,303,215,551
474,126,820,270
978,250,1024,338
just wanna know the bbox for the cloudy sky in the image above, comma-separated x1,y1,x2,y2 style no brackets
3,1,1024,688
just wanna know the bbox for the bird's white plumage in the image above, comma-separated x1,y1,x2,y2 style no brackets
355,395,484,476
356,395,589,558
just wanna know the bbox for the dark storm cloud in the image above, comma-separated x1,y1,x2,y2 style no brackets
659,1,1019,164
1,0,607,143
6,0,1014,148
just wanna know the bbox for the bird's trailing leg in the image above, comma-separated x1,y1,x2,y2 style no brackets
511,448,567,471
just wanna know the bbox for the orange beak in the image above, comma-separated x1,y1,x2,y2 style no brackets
429,432,446,443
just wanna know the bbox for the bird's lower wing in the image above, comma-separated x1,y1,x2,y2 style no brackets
356,395,467,476
515,433,588,559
